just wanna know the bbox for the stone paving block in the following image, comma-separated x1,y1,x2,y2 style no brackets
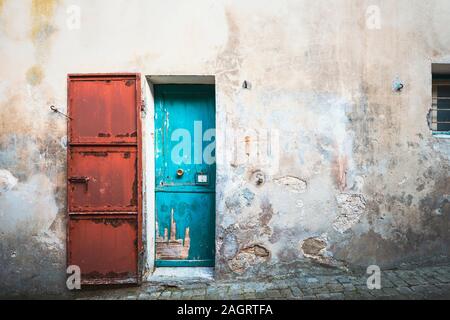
435,283,450,293
385,275,408,287
242,287,256,294
316,292,344,300
255,291,267,300
336,276,353,284
381,278,395,288
343,292,361,300
397,276,422,286
190,288,206,296
380,287,398,296
290,286,303,297
327,283,344,292
181,290,194,299
350,277,368,286
354,284,369,292
180,283,206,291
243,282,267,291
138,293,153,300
302,295,317,300
206,287,219,295
280,288,293,298
271,280,290,289
300,288,315,296
342,283,356,291
119,295,138,300
434,267,450,276
160,291,172,298
312,286,330,295
410,284,440,296
266,289,282,298
355,289,374,299
148,291,161,299
395,286,413,296
365,289,384,298
171,291,182,299
244,293,257,299
433,274,450,283
425,276,442,285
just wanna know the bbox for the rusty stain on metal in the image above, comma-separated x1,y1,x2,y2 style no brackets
68,216,138,284
67,74,142,285
68,147,137,212
245,136,251,156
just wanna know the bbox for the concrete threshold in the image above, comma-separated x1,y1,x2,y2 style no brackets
146,267,214,284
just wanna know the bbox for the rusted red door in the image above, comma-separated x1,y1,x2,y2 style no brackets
67,74,142,285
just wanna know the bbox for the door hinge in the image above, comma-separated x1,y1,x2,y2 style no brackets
141,100,146,114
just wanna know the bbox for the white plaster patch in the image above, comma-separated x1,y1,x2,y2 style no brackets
0,174,58,236
333,193,366,233
34,230,64,252
274,176,307,193
0,169,18,193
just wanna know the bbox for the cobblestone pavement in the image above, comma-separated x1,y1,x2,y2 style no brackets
77,264,450,300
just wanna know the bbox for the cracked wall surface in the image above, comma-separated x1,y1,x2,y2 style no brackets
0,0,449,296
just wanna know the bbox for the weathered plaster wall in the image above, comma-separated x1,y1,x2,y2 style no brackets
0,0,449,296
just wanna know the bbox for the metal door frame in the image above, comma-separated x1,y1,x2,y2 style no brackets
66,73,143,285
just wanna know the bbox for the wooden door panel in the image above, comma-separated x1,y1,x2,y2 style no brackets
154,85,215,267
155,191,215,267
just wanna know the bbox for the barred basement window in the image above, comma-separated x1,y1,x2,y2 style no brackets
431,77,450,135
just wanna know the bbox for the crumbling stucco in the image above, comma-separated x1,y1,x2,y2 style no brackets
228,244,270,274
333,193,366,233
301,236,347,270
274,176,307,194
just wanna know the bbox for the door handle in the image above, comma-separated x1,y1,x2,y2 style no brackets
176,169,184,177
68,176,90,191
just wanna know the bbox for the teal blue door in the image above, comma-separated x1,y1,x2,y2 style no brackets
154,85,215,267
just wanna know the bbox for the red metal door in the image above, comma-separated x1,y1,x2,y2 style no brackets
67,74,142,285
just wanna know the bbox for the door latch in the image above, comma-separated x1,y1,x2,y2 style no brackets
68,176,90,192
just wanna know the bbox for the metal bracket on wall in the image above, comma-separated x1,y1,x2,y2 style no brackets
50,105,72,120
141,100,146,114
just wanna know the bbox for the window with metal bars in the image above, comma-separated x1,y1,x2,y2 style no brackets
431,79,450,134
